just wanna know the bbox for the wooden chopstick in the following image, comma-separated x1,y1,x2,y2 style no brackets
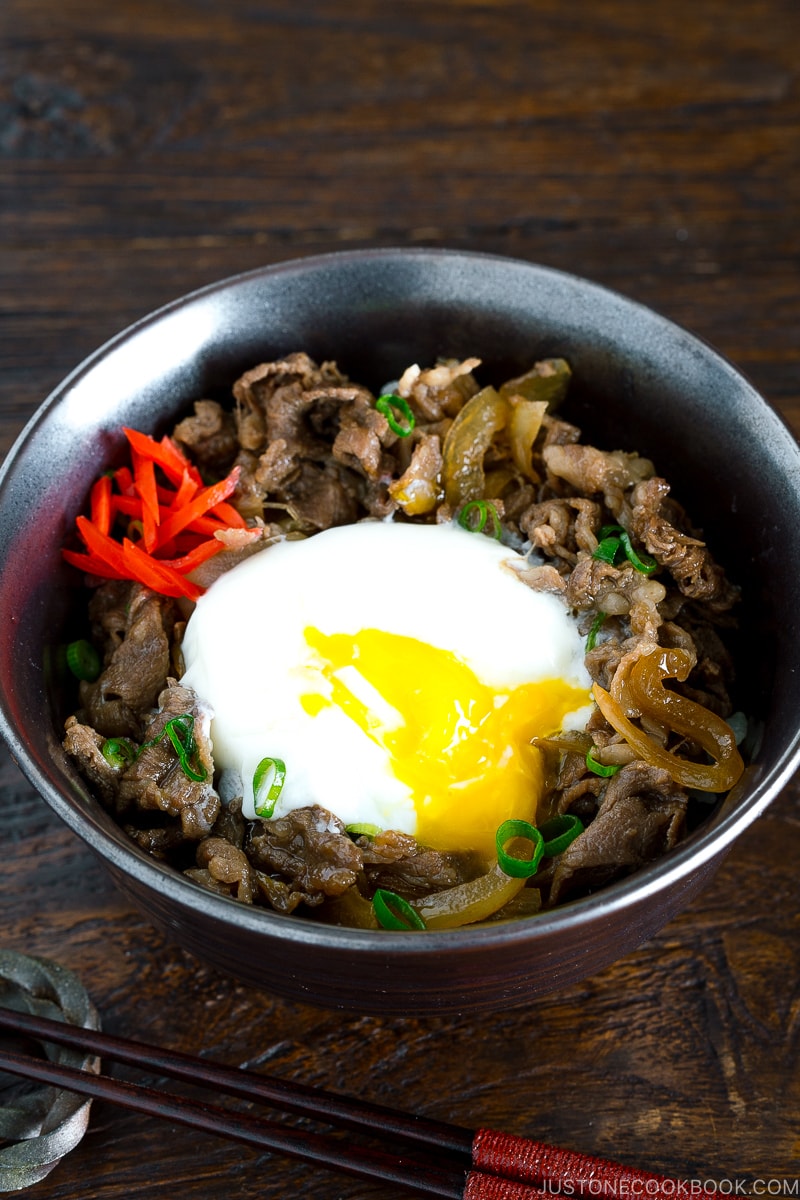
0,1045,471,1199
0,1003,469,1157
0,1005,682,1199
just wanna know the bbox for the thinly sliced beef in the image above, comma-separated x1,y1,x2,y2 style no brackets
520,497,601,564
548,762,687,904
79,585,176,740
173,399,239,477
245,806,362,900
397,358,480,422
186,838,255,904
63,716,121,805
630,478,739,612
358,829,480,898
86,580,134,660
116,682,219,839
233,353,348,451
281,461,362,530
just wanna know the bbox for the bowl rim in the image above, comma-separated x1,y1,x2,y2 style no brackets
2,245,799,955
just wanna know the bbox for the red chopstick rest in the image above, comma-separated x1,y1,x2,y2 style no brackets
471,1128,682,1198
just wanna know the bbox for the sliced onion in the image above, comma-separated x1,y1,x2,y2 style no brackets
411,863,528,930
441,385,508,509
507,396,548,481
593,647,744,792
316,866,530,932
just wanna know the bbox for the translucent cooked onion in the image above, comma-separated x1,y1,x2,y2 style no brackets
441,385,508,509
507,396,548,481
593,647,744,792
411,863,529,930
315,865,531,931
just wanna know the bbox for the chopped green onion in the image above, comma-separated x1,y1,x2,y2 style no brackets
345,823,382,839
65,639,101,682
586,612,606,652
495,818,545,878
373,888,426,931
618,530,657,575
457,499,502,540
376,393,415,437
140,713,207,782
538,814,584,856
253,756,287,819
593,536,625,566
592,527,657,576
100,737,137,769
164,715,207,782
585,747,622,778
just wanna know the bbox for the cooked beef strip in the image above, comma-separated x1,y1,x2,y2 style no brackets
280,461,362,531
543,442,654,523
630,478,739,612
86,579,135,660
210,794,247,850
190,837,256,904
508,562,568,594
251,872,315,914
358,829,482,899
245,806,362,899
520,497,602,565
232,353,349,452
63,715,121,805
397,358,481,422
79,585,176,740
116,681,219,839
172,399,239,478
329,391,394,481
548,762,687,904
125,824,191,860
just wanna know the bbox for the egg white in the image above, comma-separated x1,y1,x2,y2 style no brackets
180,520,593,848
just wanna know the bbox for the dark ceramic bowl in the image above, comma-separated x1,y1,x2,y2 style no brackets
0,249,797,1014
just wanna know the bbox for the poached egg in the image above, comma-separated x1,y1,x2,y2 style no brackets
180,521,593,861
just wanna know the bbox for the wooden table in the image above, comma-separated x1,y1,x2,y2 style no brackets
1,1,799,1195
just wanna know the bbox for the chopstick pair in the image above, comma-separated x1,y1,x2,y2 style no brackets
0,1005,680,1199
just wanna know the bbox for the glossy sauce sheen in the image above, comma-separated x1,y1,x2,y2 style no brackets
180,521,593,859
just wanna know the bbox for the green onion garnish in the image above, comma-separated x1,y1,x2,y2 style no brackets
495,818,545,878
373,888,426,931
100,737,137,769
538,813,584,856
345,823,382,839
163,715,207,782
618,530,657,575
65,639,101,682
593,536,625,566
253,756,287,819
585,747,622,778
592,526,657,575
586,612,606,652
376,393,415,437
140,713,207,782
457,499,502,540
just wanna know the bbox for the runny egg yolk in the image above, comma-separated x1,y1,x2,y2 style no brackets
300,625,591,861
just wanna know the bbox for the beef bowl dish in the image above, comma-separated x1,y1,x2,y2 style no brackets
0,249,798,1014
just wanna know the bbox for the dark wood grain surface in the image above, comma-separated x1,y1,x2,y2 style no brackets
1,2,799,1196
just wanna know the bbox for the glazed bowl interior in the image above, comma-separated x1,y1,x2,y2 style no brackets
0,248,798,1014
